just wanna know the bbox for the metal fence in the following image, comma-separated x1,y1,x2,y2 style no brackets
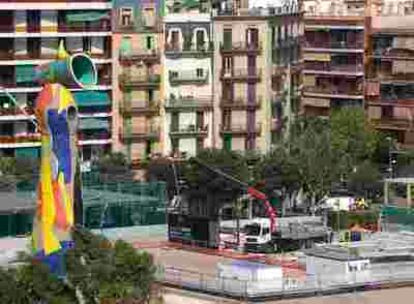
156,262,414,300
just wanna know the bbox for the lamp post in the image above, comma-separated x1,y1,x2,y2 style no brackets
386,137,394,179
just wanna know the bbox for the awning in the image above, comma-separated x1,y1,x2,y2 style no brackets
182,0,199,9
15,147,39,159
79,118,109,131
15,65,35,83
73,91,110,107
304,53,331,61
66,11,109,23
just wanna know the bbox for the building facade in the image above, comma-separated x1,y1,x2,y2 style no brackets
162,0,213,157
366,8,414,148
0,0,113,162
302,0,365,116
112,0,165,165
212,0,302,152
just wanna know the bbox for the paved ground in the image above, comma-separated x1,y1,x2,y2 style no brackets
162,287,414,304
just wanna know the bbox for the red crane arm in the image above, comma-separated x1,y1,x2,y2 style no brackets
247,187,277,233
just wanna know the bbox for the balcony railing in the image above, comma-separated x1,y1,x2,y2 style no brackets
220,69,261,82
220,41,262,54
0,133,41,144
78,132,111,141
370,118,412,131
376,73,414,83
0,25,15,33
58,23,111,32
165,96,213,111
119,126,160,142
165,42,213,58
119,73,161,88
0,106,35,116
169,125,208,137
119,101,159,116
169,70,209,85
303,86,363,97
304,40,364,50
304,62,363,74
220,123,261,135
119,48,160,62
220,96,262,109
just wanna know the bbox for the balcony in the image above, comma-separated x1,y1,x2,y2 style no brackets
375,73,414,84
58,23,111,33
0,25,15,33
220,96,261,110
115,18,163,33
220,68,261,82
165,42,213,58
119,101,159,116
220,41,262,55
371,48,414,61
169,70,209,86
119,73,161,89
169,124,208,138
0,106,35,117
304,40,364,52
304,62,363,76
303,86,363,99
0,133,41,145
220,123,261,135
119,125,159,142
370,118,412,131
164,96,213,112
119,48,160,63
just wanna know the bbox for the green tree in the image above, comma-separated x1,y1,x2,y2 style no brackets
348,160,382,198
0,228,161,304
330,107,379,176
184,149,250,195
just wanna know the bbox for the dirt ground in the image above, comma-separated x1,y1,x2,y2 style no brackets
162,286,414,304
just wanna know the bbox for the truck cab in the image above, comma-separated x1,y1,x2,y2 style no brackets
244,218,274,252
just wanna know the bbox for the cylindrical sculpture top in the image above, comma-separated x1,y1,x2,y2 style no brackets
35,53,97,89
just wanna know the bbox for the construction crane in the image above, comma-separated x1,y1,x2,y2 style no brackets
189,157,277,233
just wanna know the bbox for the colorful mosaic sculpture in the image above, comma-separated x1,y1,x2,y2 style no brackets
32,42,97,276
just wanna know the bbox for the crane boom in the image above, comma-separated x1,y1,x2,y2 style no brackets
190,157,277,232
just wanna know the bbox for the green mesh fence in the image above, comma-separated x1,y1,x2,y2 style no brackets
381,206,414,232
1,173,167,237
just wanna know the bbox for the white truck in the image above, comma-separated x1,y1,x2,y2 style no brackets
220,216,331,252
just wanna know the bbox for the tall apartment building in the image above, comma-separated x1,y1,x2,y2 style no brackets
0,0,113,161
162,0,214,157
302,0,365,116
112,0,164,165
366,2,414,148
212,0,302,152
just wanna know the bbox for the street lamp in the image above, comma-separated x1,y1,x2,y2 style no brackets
386,137,395,179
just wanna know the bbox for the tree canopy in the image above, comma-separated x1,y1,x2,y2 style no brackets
0,228,162,304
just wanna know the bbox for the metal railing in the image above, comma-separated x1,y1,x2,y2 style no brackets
220,123,261,134
165,96,213,109
220,68,262,80
220,41,262,53
156,262,414,299
169,70,209,84
304,86,363,96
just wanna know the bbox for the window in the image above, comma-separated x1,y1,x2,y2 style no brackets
223,29,232,50
170,71,178,78
148,90,154,102
83,37,92,53
143,8,155,27
120,7,133,27
146,36,153,50
196,68,204,78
